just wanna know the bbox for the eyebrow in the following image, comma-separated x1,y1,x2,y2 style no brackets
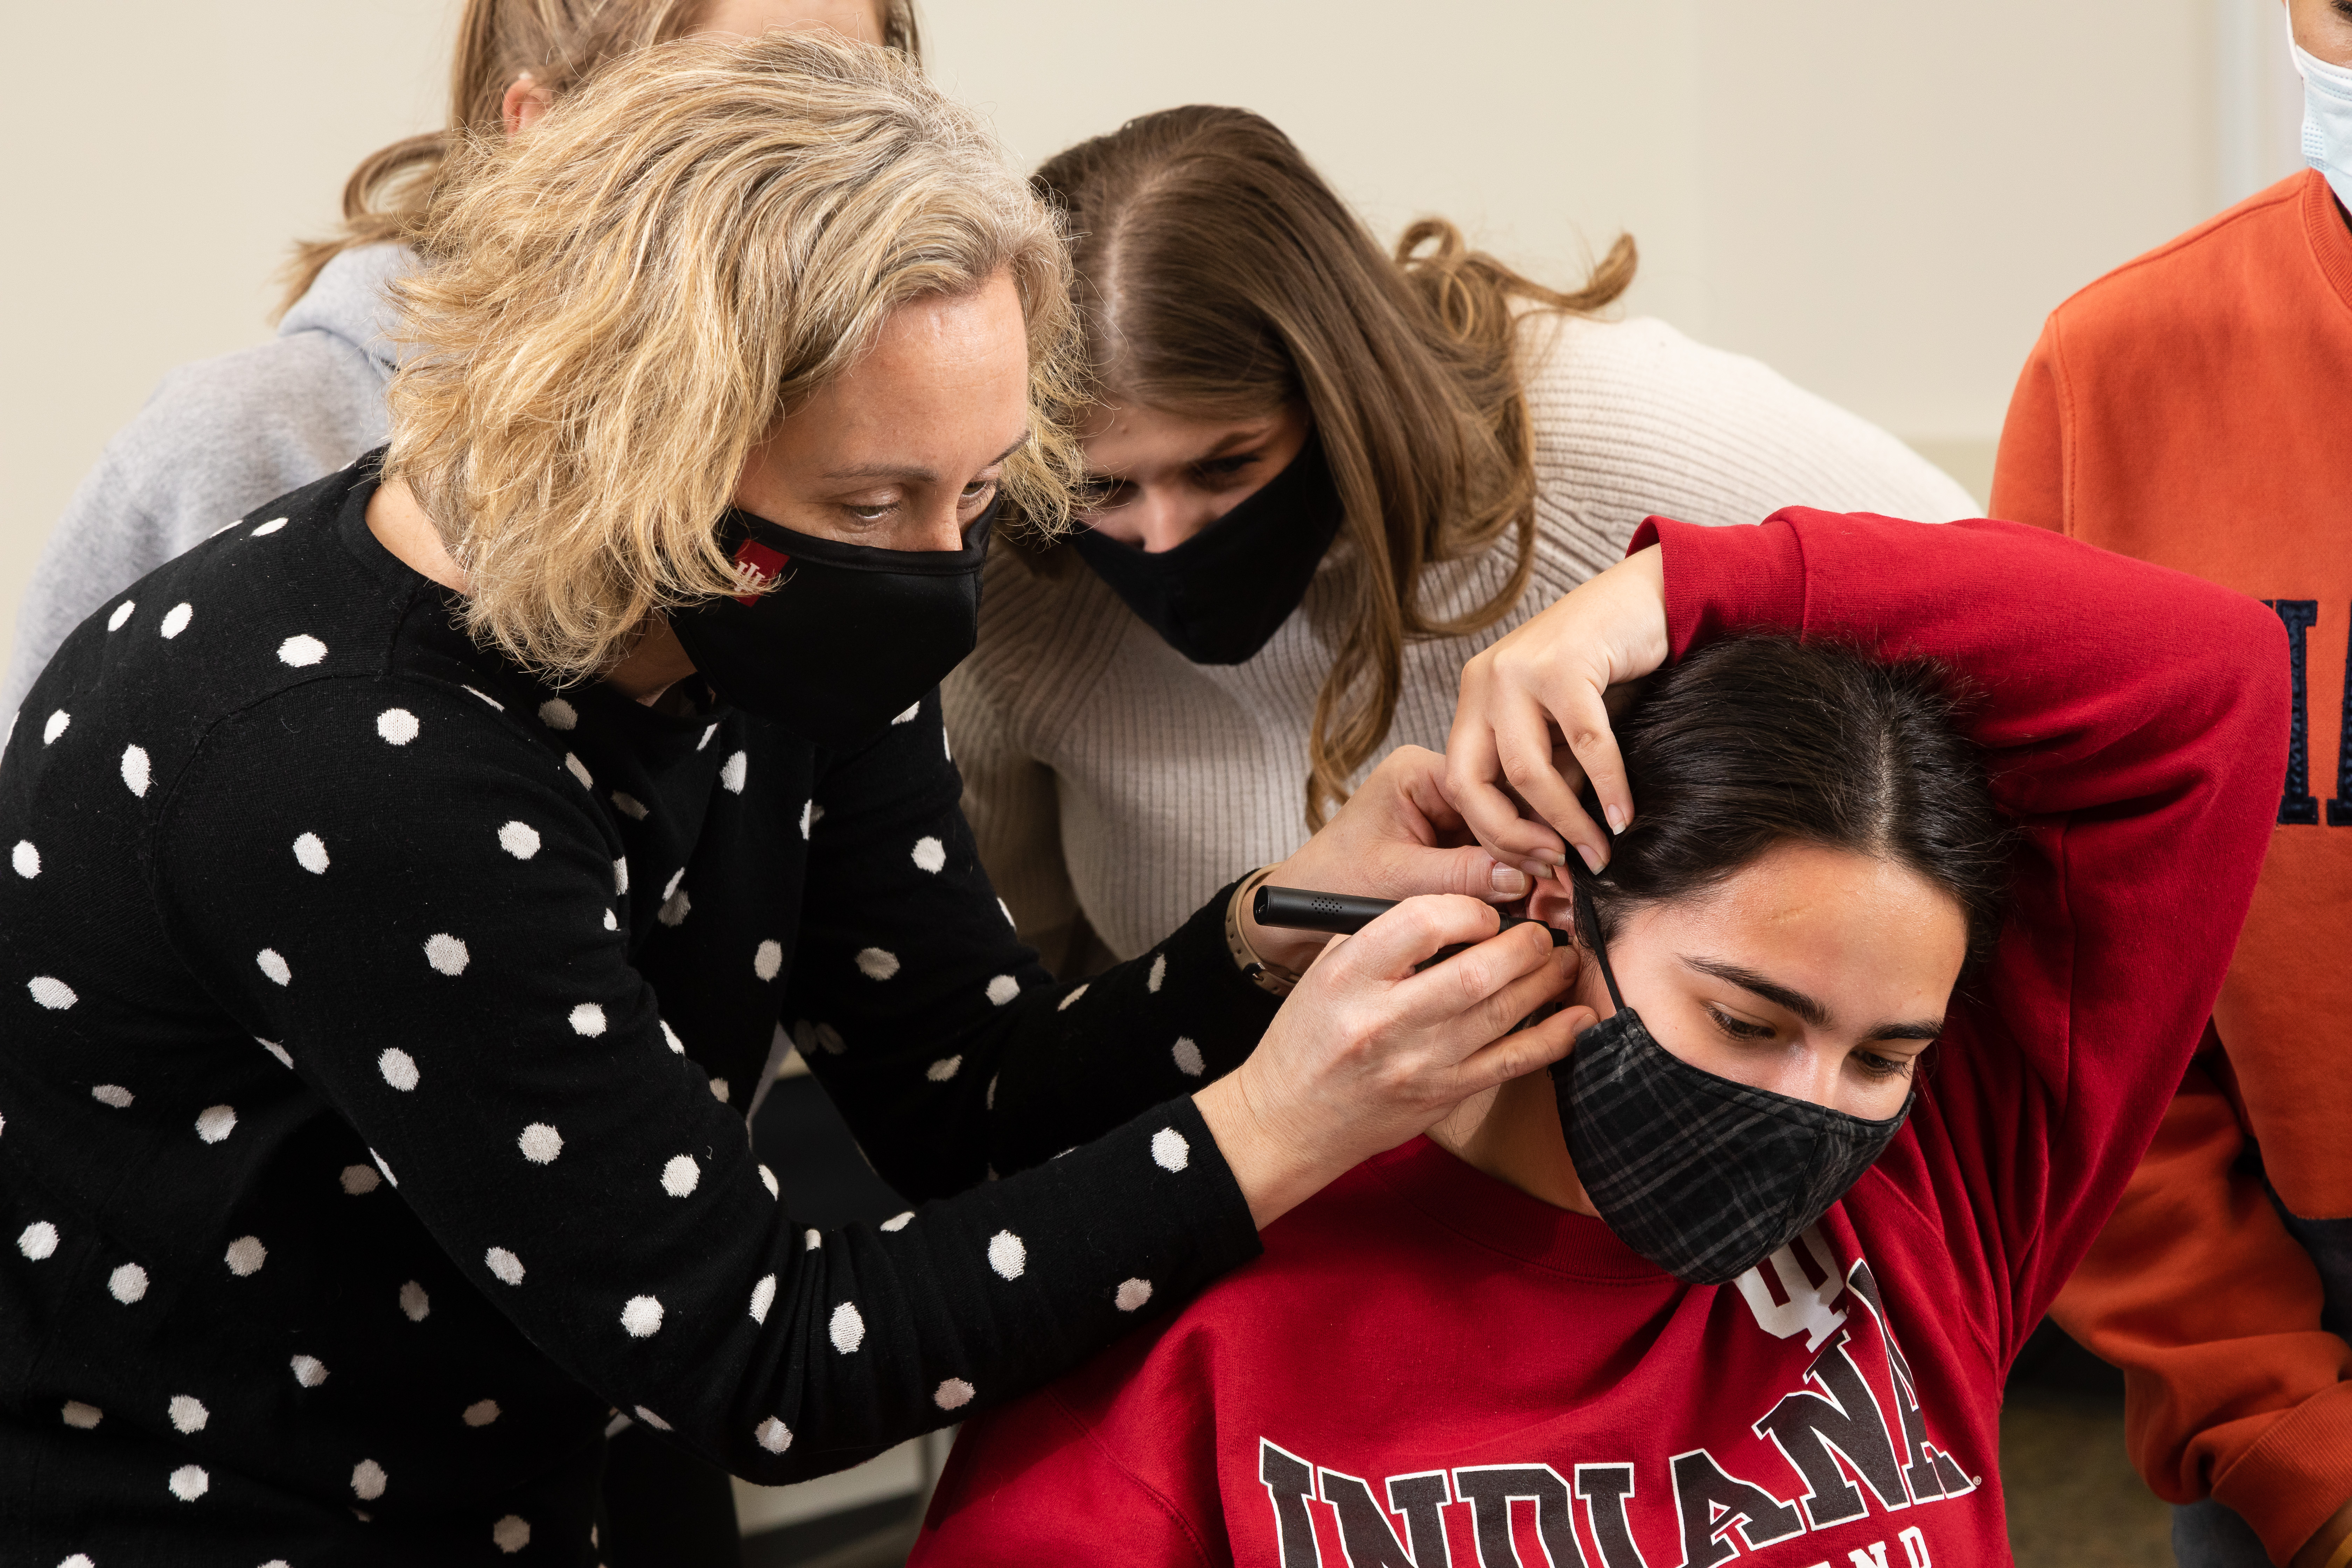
1082,423,1284,483
1680,955,1944,1042
821,431,1028,485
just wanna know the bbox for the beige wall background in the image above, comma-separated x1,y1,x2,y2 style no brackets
0,0,2306,675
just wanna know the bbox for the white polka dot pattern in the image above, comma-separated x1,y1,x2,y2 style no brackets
661,1155,699,1197
635,1406,672,1431
484,1247,525,1286
61,1400,101,1429
709,1077,730,1103
109,1263,148,1304
494,1514,532,1553
252,517,288,536
352,1458,387,1500
224,1236,267,1276
986,974,1020,1006
755,1417,793,1454
341,1164,380,1196
760,1164,780,1199
934,1378,975,1410
463,685,504,711
260,1038,293,1069
424,933,469,976
13,840,39,878
379,1049,421,1092
1152,1128,1191,1172
698,722,719,751
804,1229,822,1251
988,1231,1027,1280
1057,984,1089,1011
278,634,327,667
169,1464,209,1502
519,1124,562,1164
856,948,899,981
881,1211,914,1232
499,821,541,859
19,1222,58,1260
799,799,816,838
570,1003,607,1037
892,703,920,725
565,753,594,789
754,939,784,981
1115,1278,1154,1312
829,1301,866,1353
399,1281,430,1321
255,948,292,986
621,1295,664,1337
660,1020,685,1055
107,600,136,631
28,976,76,1010
659,888,691,926
159,603,193,639
291,1354,329,1388
911,836,946,873
120,744,150,797
41,709,68,744
612,791,649,821
538,699,578,731
613,858,629,895
376,708,420,746
91,1084,132,1108
720,751,748,793
463,1399,500,1427
195,1105,237,1144
749,1273,777,1324
926,1056,962,1082
292,832,330,874
372,1149,398,1187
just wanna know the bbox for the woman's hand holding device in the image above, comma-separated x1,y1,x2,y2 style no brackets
1445,544,1669,880
1195,895,1591,1230
1238,743,1539,977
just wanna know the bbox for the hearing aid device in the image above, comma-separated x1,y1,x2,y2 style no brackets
1252,886,1572,951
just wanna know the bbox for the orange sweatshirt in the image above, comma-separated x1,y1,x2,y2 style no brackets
1993,168,2352,1564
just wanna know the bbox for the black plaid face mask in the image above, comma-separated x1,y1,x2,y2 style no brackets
1549,889,1912,1285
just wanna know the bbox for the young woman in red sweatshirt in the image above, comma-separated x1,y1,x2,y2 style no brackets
911,510,2286,1568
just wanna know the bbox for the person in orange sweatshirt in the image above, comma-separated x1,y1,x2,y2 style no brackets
1990,4,2352,1564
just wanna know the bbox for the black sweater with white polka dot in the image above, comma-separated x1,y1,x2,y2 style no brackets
0,458,1278,1565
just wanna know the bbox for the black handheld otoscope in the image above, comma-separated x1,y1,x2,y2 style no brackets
1251,885,1572,961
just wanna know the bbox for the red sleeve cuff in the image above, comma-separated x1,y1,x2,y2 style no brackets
1629,513,1810,659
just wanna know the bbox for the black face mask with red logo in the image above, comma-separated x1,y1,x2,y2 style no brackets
667,504,994,750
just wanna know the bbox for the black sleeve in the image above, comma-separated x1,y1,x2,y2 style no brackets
152,680,1262,1482
787,693,1284,1196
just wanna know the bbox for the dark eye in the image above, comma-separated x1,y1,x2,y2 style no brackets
961,478,999,504
1854,1051,1916,1081
1195,454,1259,481
1077,478,1133,512
1704,1006,1774,1042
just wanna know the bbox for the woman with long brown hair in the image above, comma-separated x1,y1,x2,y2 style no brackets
1,0,918,715
947,106,1979,976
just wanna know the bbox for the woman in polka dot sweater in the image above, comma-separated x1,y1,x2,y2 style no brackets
0,35,1583,1568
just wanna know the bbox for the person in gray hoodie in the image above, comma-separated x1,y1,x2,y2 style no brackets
2,0,915,716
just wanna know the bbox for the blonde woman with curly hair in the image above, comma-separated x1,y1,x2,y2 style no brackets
949,106,1981,977
0,35,1590,1562
1,0,918,716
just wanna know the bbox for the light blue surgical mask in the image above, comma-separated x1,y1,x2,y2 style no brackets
2294,23,2352,212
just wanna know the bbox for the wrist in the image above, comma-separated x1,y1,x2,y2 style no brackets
1235,861,1329,977
1192,1069,1336,1232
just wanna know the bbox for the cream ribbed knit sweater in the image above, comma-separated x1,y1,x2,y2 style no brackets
944,312,1979,970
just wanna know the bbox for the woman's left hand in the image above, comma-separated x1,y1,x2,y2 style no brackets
1242,744,1532,975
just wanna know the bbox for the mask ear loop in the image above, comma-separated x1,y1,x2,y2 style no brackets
1571,876,1627,1014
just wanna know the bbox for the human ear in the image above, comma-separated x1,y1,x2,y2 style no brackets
501,74,554,136
1524,874,1578,932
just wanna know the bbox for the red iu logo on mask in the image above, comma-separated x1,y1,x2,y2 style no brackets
730,538,793,608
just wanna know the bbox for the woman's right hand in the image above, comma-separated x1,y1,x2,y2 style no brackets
1193,895,1594,1229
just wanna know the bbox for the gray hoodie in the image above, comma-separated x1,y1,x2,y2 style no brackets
2,243,416,714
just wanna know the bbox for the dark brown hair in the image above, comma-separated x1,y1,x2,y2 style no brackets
279,0,922,315
1031,105,1637,829
1574,636,2011,974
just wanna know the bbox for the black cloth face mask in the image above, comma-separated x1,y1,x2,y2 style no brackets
1550,884,1913,1285
1070,433,1345,666
668,504,993,750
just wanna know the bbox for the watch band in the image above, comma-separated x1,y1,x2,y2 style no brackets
1225,866,1302,997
